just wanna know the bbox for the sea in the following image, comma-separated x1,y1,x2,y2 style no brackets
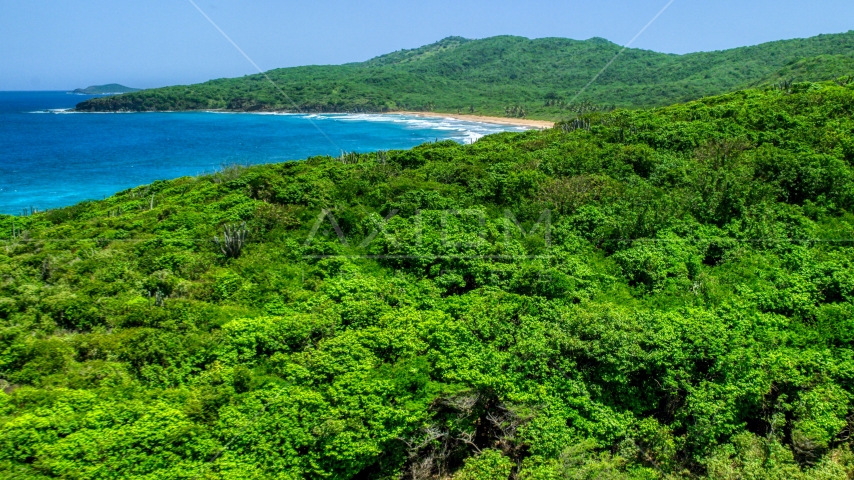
0,91,526,215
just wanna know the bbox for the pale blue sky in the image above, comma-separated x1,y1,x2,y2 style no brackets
2,0,852,90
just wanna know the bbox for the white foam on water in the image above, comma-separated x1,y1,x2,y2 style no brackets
212,111,528,142
305,113,529,143
29,108,76,114
29,109,142,114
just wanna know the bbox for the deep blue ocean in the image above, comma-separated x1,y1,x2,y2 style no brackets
0,91,524,215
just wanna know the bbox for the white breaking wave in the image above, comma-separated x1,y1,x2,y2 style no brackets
303,113,529,143
206,111,528,142
29,108,76,114
29,109,140,114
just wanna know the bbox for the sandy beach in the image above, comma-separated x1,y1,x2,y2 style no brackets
389,111,554,129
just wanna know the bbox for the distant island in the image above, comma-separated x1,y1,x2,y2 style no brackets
75,31,854,118
72,84,140,95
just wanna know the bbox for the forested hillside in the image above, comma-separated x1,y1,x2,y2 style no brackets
4,80,854,478
74,31,854,118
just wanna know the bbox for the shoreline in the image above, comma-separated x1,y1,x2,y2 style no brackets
389,111,554,129
68,107,556,130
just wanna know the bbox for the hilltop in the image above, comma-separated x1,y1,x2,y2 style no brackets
72,84,140,95
4,80,854,478
75,31,854,118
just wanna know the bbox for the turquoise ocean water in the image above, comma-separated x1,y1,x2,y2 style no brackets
0,91,525,215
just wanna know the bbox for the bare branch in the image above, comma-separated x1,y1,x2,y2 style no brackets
456,431,482,454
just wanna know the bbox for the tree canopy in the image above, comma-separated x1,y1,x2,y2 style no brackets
3,79,854,478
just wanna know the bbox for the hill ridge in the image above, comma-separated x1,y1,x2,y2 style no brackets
75,31,854,118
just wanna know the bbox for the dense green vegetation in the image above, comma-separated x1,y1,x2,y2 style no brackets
75,32,854,118
4,79,854,478
72,84,140,95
